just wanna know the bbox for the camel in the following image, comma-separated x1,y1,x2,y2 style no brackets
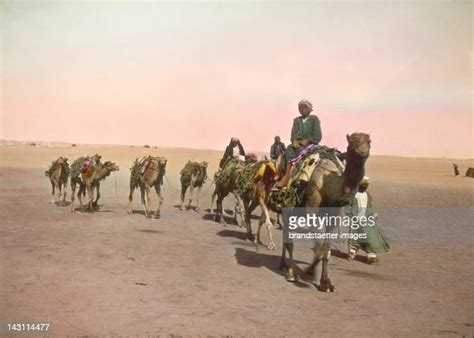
213,159,278,250
127,156,167,218
278,133,371,292
70,157,119,213
179,161,208,212
45,157,69,205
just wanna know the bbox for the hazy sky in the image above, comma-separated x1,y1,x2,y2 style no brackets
1,1,472,157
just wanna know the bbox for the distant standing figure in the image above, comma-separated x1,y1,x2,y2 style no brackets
219,137,246,168
345,176,390,264
270,136,286,160
453,163,459,176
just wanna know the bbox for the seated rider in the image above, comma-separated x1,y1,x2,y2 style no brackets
219,137,246,169
276,99,322,188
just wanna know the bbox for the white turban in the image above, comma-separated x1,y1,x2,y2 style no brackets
298,99,313,110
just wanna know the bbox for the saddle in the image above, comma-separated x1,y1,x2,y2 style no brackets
289,145,344,185
270,145,345,209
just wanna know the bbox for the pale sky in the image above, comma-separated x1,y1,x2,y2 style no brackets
1,1,472,158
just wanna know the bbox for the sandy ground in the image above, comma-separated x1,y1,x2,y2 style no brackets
0,145,473,337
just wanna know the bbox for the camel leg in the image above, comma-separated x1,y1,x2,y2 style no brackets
180,183,187,211
210,190,216,214
243,198,258,243
214,192,225,225
194,186,202,213
57,183,63,205
51,181,56,204
61,182,68,204
285,242,298,282
70,181,76,213
77,184,85,210
187,185,194,210
86,183,94,213
311,241,334,292
258,197,276,250
154,184,163,219
128,180,136,214
233,192,245,227
140,185,149,218
92,182,100,210
279,242,288,270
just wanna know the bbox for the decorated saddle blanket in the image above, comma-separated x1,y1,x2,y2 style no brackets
81,159,92,173
289,144,345,183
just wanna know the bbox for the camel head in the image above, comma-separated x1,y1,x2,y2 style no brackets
157,157,167,170
57,157,68,165
346,133,371,158
200,161,209,169
102,161,120,173
91,153,102,165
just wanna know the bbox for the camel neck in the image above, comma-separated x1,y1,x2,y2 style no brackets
343,152,366,193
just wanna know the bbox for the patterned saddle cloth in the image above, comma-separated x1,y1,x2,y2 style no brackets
289,144,345,184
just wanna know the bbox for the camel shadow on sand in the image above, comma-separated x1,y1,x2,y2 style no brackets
234,247,312,288
201,212,239,226
72,205,116,214
129,209,163,218
173,204,200,212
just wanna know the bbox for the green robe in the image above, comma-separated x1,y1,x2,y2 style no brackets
283,114,322,166
344,192,390,254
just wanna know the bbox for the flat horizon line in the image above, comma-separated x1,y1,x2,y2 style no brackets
0,138,473,161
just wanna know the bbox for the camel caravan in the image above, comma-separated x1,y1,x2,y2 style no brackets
45,99,386,292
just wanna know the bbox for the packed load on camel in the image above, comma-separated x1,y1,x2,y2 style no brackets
45,156,70,205
128,155,167,218
179,161,208,211
70,154,119,213
213,158,278,250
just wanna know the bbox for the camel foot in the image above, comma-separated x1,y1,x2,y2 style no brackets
195,207,201,214
367,253,378,264
285,268,298,283
317,279,335,293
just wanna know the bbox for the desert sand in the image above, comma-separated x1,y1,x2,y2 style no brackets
0,144,472,336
